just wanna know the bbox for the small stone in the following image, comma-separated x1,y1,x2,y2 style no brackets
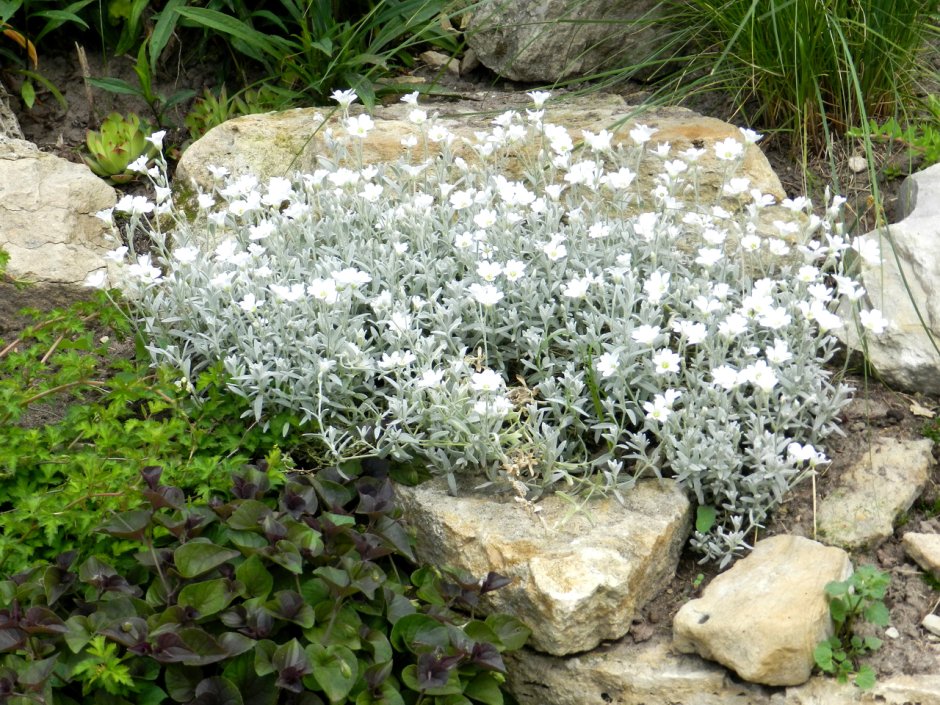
903,532,940,578
847,154,868,173
923,614,940,637
885,626,900,639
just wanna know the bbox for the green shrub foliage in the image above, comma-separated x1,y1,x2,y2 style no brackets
0,462,528,704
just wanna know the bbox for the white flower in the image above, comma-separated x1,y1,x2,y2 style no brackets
379,350,417,369
95,208,114,225
740,234,762,252
631,324,661,346
758,306,792,330
674,320,707,345
473,209,498,229
145,130,166,150
401,134,418,148
643,270,670,303
401,91,420,105
788,442,828,466
238,292,260,313
796,265,819,283
126,254,162,284
172,246,199,264
308,277,338,304
83,270,107,288
473,396,512,417
503,259,526,282
207,165,229,180
763,339,792,364
718,313,749,338
345,113,374,138
600,167,636,190
860,308,889,334
739,127,763,143
469,283,504,306
471,368,505,392
663,159,688,178
596,352,620,378
331,88,358,108
564,159,600,187
711,365,740,390
197,193,216,210
782,196,811,212
127,155,150,173
542,238,568,261
852,235,881,265
714,137,744,160
643,388,681,422
115,194,154,215
651,348,681,375
105,245,128,263
427,125,452,143
723,177,751,196
680,146,706,162
629,123,658,145
562,276,593,298
527,90,551,107
740,360,778,391
582,129,612,152
476,260,503,282
768,238,790,256
416,368,445,389
449,189,474,210
332,267,372,288
695,247,723,268
653,142,671,158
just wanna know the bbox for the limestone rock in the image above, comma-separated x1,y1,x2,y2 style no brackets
0,139,116,286
673,535,852,687
507,632,940,705
841,163,940,395
786,675,940,705
396,477,691,656
506,635,774,705
465,0,674,83
0,81,23,141
175,94,784,216
817,438,934,550
903,532,940,579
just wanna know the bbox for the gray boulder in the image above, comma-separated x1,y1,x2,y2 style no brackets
465,0,674,83
842,163,940,395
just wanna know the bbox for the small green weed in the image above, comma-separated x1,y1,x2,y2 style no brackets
0,293,294,573
814,565,891,690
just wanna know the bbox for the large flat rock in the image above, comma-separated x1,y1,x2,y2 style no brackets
817,438,934,550
396,477,691,656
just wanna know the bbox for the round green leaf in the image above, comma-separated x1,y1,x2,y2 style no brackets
178,578,235,617
235,554,273,600
174,539,240,578
306,643,358,702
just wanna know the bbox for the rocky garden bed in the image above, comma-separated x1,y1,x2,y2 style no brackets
2,4,939,704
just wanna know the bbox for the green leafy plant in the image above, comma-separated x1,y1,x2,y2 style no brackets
814,565,891,690
173,0,459,106
183,83,284,141
0,462,528,703
83,110,155,182
87,38,196,128
0,293,297,574
847,95,940,177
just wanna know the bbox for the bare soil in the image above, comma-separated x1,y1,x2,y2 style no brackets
4,41,940,684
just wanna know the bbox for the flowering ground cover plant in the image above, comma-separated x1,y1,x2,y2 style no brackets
98,92,888,565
